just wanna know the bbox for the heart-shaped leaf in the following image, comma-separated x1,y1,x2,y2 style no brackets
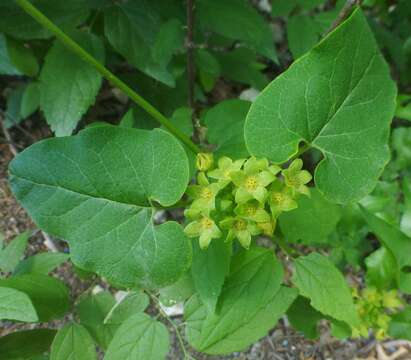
245,9,397,203
9,126,192,288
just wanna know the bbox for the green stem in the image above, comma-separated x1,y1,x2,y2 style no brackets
146,291,191,359
14,0,201,155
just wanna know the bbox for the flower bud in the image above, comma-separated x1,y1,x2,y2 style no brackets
196,152,214,171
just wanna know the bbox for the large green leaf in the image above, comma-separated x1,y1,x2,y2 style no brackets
104,313,169,360
185,247,296,354
204,99,251,159
197,0,277,62
191,239,231,313
9,126,191,288
0,34,20,75
0,329,56,360
361,207,411,294
365,247,397,289
39,32,104,136
0,287,38,322
292,253,359,327
50,323,96,360
245,9,397,204
279,189,341,245
0,231,29,273
0,274,70,322
104,2,175,86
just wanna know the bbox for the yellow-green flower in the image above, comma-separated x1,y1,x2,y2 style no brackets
382,290,402,309
257,219,276,237
282,159,312,196
268,181,298,216
220,216,260,249
231,157,277,203
185,172,221,218
184,216,222,249
196,152,214,171
234,200,271,223
208,157,245,186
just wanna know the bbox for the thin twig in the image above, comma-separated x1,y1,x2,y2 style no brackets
0,111,18,156
325,0,361,36
185,0,200,142
146,291,192,359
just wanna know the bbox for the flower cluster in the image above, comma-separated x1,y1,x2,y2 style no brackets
184,154,312,250
352,287,403,339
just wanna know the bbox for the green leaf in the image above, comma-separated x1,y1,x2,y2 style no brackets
195,49,221,92
21,82,40,119
365,247,397,289
271,0,297,17
389,306,411,341
279,189,341,245
159,272,195,306
0,274,70,322
197,0,277,62
0,287,38,322
191,239,231,313
245,9,397,204
104,2,175,86
0,231,29,273
287,16,320,59
104,313,169,360
9,126,191,288
0,329,56,360
396,95,411,121
215,47,268,90
292,253,359,327
287,296,322,339
0,0,91,39
151,19,184,67
185,247,296,354
104,291,149,326
76,291,116,350
361,206,411,294
0,34,20,75
50,323,96,360
14,252,69,276
4,85,25,128
39,32,104,136
6,36,39,77
204,99,251,159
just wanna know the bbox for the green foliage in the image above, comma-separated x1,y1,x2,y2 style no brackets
0,286,38,322
9,126,192,288
0,274,70,322
245,9,397,204
185,247,296,354
1,0,409,357
0,329,56,360
292,252,359,327
39,32,104,136
0,231,29,273
50,323,97,360
105,313,169,360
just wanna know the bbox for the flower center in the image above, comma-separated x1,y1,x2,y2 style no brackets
271,192,283,204
200,217,214,230
245,176,258,191
245,205,257,216
234,219,247,231
201,187,213,200
287,177,300,187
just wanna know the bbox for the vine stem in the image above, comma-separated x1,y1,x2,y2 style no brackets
14,0,201,155
146,291,192,359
